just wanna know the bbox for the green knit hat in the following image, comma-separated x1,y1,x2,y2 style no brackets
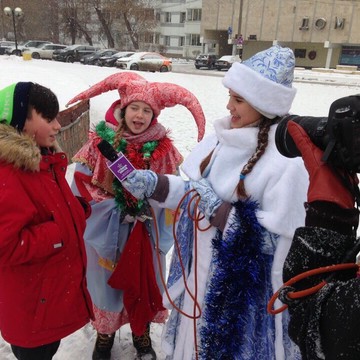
0,82,33,131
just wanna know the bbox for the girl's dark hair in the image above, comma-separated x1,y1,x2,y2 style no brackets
113,121,126,149
113,108,128,149
199,117,278,199
120,108,126,120
27,83,59,120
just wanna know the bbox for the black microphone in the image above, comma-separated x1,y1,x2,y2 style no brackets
97,140,119,162
97,139,136,182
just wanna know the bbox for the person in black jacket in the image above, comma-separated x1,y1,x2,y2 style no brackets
271,108,360,360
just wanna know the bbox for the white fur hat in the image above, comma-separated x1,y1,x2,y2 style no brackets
222,45,297,119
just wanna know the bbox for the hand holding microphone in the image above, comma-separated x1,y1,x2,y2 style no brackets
97,140,135,182
97,140,158,200
122,170,158,200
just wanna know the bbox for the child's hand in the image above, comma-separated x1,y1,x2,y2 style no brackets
76,196,92,219
122,170,158,199
191,178,222,220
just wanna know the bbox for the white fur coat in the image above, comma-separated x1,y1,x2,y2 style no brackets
157,115,309,359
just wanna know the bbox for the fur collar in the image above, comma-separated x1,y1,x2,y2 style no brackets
0,123,41,172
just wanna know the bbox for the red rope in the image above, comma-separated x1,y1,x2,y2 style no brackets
267,262,359,315
152,189,209,360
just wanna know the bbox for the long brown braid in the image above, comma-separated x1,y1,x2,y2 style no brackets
112,122,126,150
199,149,215,175
236,117,274,198
199,117,275,199
112,108,127,150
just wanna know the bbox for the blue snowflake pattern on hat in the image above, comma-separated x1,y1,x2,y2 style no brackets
222,45,297,118
243,45,295,88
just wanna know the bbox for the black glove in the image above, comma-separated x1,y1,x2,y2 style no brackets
76,196,92,219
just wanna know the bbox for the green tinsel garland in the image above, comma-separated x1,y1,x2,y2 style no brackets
96,121,158,216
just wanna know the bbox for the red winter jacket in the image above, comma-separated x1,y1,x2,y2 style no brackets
0,124,93,347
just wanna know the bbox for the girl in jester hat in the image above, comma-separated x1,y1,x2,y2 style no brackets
122,46,309,359
67,72,206,360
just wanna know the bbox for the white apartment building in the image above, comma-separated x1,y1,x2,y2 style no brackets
153,0,203,58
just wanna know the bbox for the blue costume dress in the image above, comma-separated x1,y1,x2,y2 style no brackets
147,116,309,359
71,120,182,334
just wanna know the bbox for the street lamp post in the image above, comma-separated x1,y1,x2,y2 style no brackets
3,6,23,55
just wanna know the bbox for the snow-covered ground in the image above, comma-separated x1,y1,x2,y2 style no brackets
0,55,359,359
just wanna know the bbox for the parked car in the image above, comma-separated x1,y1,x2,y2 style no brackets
5,40,52,56
98,51,135,67
0,41,15,55
215,55,242,71
80,49,118,65
115,51,172,72
194,54,218,69
52,44,97,63
22,43,67,60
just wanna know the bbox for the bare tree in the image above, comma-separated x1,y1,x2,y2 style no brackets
59,0,94,45
1,0,158,49
87,0,158,50
92,0,115,48
1,0,58,42
60,3,78,44
119,0,158,50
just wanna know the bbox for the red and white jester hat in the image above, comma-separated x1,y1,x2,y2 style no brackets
66,72,206,141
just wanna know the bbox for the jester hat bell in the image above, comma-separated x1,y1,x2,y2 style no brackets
66,72,206,141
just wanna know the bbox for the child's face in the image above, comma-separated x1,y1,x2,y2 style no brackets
23,108,61,148
124,101,153,134
226,90,262,129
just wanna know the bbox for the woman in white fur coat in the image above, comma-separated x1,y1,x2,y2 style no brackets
123,45,309,360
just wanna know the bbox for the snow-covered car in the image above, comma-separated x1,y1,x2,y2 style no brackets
98,51,135,67
52,45,97,63
194,54,218,69
5,40,52,56
115,52,172,72
80,49,118,65
215,55,242,71
22,43,67,59
0,41,15,55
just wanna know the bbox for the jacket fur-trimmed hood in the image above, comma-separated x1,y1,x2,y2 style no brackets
0,123,41,172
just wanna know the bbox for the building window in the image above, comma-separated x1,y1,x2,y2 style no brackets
340,46,360,66
165,12,171,23
164,36,170,46
180,12,186,23
294,49,306,58
179,36,185,46
188,34,201,46
187,9,202,21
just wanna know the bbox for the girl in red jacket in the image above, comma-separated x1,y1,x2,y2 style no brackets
0,82,93,360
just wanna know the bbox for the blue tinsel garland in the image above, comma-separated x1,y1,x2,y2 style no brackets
200,198,275,359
